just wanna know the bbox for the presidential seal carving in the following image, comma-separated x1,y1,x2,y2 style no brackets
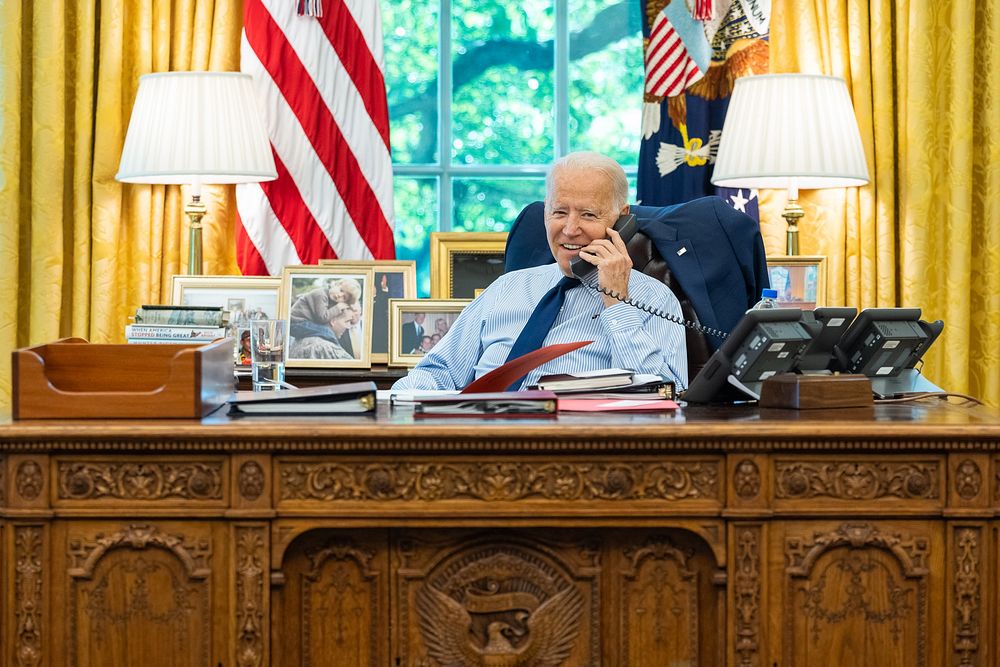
415,545,585,666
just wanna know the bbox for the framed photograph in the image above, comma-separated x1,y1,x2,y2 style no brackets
430,232,508,299
766,255,827,309
169,275,281,366
279,265,376,369
319,259,416,364
388,298,472,367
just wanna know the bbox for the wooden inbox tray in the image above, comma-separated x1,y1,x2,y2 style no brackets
12,337,235,419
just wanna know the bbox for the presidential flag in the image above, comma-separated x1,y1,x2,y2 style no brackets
637,0,770,220
237,0,395,276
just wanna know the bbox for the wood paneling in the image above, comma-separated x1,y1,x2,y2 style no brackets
272,530,389,667
777,521,943,667
48,521,228,667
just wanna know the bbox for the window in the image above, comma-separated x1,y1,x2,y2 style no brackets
383,0,643,295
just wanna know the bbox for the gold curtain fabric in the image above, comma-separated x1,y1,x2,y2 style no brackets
0,0,242,407
764,0,1000,406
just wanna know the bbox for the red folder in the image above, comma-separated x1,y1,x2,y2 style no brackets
460,340,593,394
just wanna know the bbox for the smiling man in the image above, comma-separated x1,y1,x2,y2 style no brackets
392,151,687,392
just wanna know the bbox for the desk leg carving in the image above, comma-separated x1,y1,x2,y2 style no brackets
15,525,43,667
235,525,268,667
952,526,981,667
733,524,761,667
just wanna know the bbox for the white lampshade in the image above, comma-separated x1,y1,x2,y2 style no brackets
116,71,277,185
711,74,869,191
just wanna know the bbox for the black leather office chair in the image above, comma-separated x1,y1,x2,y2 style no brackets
503,197,770,382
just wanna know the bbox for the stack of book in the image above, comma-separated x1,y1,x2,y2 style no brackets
126,305,227,344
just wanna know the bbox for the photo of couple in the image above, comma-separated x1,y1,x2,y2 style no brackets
282,268,374,368
401,313,453,355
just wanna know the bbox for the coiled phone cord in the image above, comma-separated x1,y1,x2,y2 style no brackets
588,284,729,340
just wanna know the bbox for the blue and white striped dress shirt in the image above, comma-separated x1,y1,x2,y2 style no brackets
392,263,688,392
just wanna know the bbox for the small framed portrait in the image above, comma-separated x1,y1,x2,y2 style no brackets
430,232,508,299
388,298,472,367
170,275,281,363
766,255,827,310
319,259,416,364
279,265,376,369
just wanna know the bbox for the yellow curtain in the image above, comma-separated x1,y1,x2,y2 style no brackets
765,0,1000,406
0,0,243,409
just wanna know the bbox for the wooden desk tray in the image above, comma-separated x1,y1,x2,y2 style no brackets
12,337,235,419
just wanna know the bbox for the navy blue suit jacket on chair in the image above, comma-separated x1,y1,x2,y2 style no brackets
503,197,769,376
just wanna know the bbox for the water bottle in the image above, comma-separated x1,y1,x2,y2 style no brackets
748,288,779,312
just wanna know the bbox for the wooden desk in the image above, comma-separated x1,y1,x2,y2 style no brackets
1,399,998,666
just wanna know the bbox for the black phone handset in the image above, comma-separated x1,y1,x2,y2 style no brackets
570,213,638,279
570,213,727,340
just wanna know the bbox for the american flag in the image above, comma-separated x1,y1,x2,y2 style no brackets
644,2,709,99
237,0,395,276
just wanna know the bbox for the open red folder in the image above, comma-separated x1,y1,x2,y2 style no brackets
460,341,593,394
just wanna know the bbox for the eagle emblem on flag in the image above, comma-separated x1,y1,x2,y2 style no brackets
638,0,770,208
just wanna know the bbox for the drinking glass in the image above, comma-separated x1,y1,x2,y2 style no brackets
250,319,287,391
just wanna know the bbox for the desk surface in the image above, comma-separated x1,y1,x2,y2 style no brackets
2,397,998,452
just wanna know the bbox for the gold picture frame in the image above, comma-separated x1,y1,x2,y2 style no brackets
429,232,508,299
766,255,827,309
279,265,376,369
318,259,417,364
388,298,472,367
169,275,281,366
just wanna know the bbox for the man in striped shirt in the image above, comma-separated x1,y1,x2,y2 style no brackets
392,152,688,392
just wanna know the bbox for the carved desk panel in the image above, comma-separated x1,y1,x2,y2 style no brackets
0,399,998,667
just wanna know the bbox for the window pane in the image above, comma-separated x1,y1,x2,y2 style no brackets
451,1,554,165
568,0,642,166
452,178,547,233
384,0,439,164
394,177,439,296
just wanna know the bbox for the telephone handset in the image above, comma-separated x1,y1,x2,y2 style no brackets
570,213,638,279
568,213,727,340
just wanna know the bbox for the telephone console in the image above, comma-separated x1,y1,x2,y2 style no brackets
682,309,812,403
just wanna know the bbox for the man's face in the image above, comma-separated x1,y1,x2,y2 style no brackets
414,313,426,325
544,167,628,276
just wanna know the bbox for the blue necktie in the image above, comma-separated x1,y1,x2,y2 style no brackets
504,276,580,389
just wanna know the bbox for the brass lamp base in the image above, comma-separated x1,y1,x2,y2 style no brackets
781,198,804,256
185,195,207,275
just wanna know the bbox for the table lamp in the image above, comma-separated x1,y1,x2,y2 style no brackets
711,73,869,255
116,72,277,274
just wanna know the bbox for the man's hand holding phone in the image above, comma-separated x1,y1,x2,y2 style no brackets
577,225,633,308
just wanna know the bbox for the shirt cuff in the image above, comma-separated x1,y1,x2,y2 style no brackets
598,301,646,334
